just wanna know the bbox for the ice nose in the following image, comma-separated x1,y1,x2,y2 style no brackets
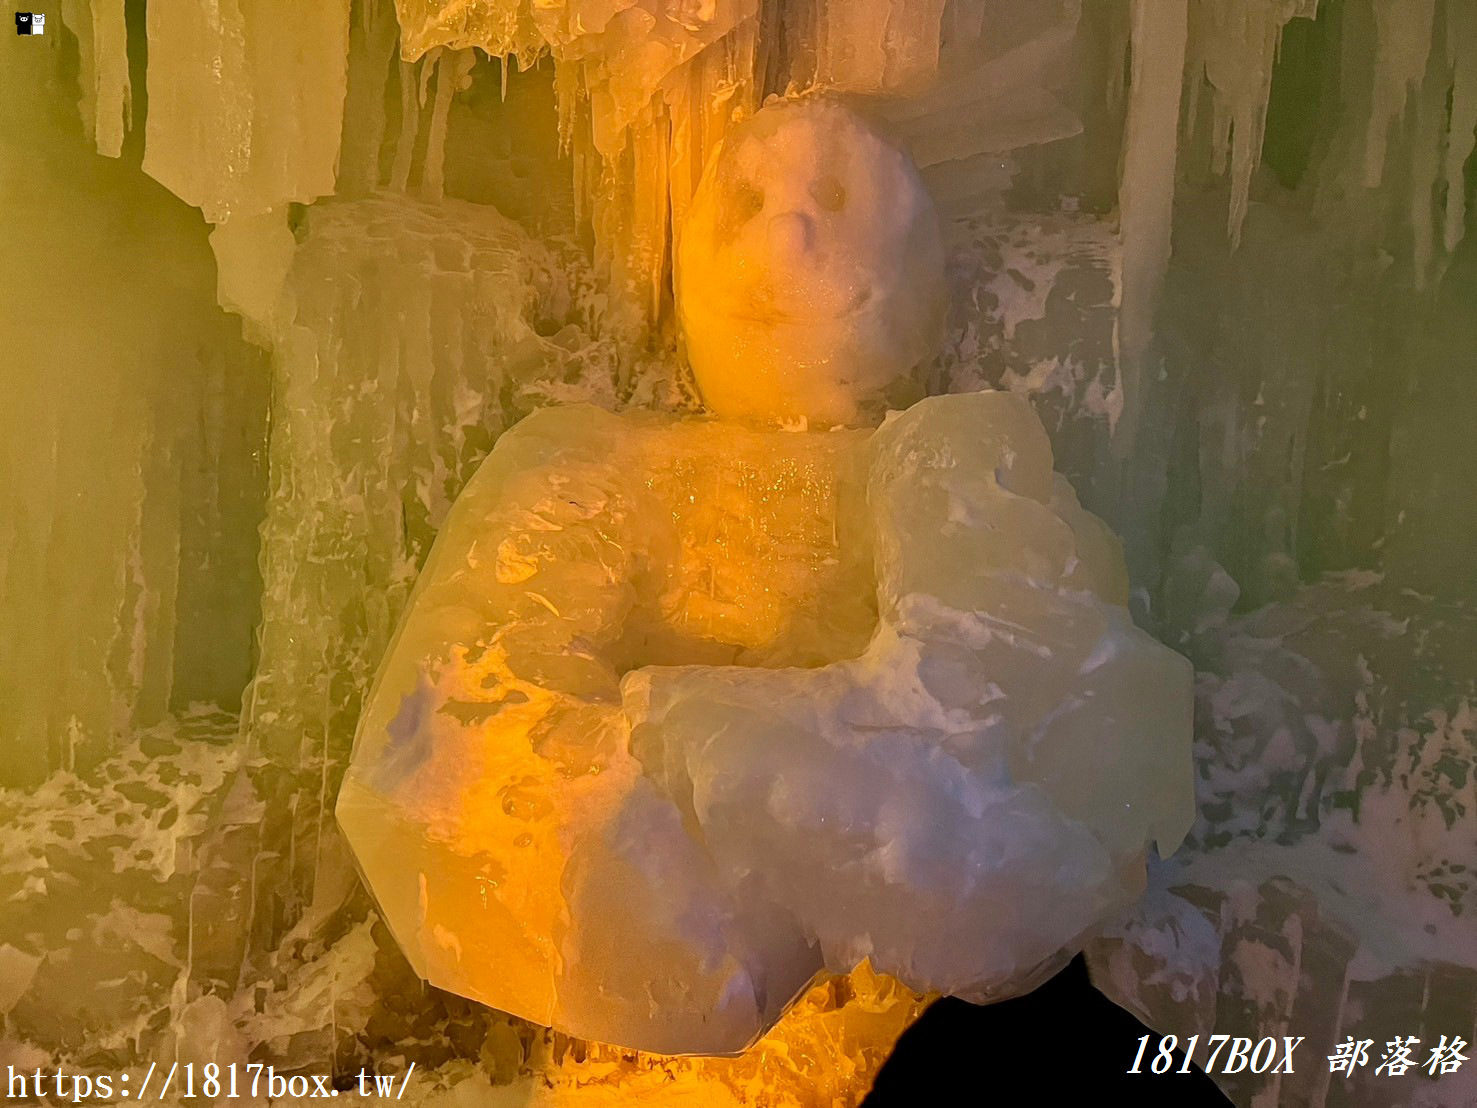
767,211,814,260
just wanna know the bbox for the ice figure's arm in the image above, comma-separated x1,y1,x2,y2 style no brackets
624,392,1194,999
344,405,788,1047
628,392,1153,797
865,392,1193,857
869,391,1128,616
629,391,1140,769
349,406,852,1051
353,404,663,777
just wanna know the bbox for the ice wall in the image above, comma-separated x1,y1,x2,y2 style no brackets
0,26,267,789
1135,0,1477,611
1083,9,1477,1097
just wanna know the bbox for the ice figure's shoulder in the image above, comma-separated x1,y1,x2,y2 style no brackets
493,405,874,476
457,405,665,492
431,405,643,534
873,390,1057,491
880,389,1045,439
495,402,644,454
492,403,735,455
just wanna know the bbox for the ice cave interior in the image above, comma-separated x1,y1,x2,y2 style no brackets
1,1,1474,1106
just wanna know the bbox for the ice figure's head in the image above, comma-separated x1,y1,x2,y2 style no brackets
678,97,946,427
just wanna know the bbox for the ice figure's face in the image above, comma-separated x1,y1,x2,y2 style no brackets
678,98,946,427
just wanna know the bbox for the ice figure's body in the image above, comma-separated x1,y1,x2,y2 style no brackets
338,98,1193,1055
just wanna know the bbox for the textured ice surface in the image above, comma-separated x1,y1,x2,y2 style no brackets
0,711,924,1104
141,0,350,224
339,390,1193,1053
677,99,946,427
1087,572,1477,1106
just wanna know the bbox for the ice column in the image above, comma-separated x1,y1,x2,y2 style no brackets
1441,0,1477,256
1115,0,1187,455
240,195,609,938
141,0,351,335
142,0,351,222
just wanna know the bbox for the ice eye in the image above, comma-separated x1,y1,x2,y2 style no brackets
812,176,846,212
732,183,765,222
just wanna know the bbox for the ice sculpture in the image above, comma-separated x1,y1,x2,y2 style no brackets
337,97,1193,1055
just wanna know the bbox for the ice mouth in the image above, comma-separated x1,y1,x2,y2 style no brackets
718,285,874,326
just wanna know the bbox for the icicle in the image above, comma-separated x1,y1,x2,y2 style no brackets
395,0,543,62
666,22,759,288
58,0,131,158
555,61,580,156
396,0,764,332
1407,30,1449,291
588,105,673,350
422,50,476,202
418,46,440,102
143,0,352,223
1186,0,1319,249
1116,0,1188,454
1442,0,1477,255
90,0,130,157
59,1,97,139
209,210,296,345
1104,2,1132,118
389,57,424,193
1362,0,1435,189
338,0,400,195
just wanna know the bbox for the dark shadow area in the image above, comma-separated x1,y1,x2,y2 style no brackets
863,955,1233,1105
